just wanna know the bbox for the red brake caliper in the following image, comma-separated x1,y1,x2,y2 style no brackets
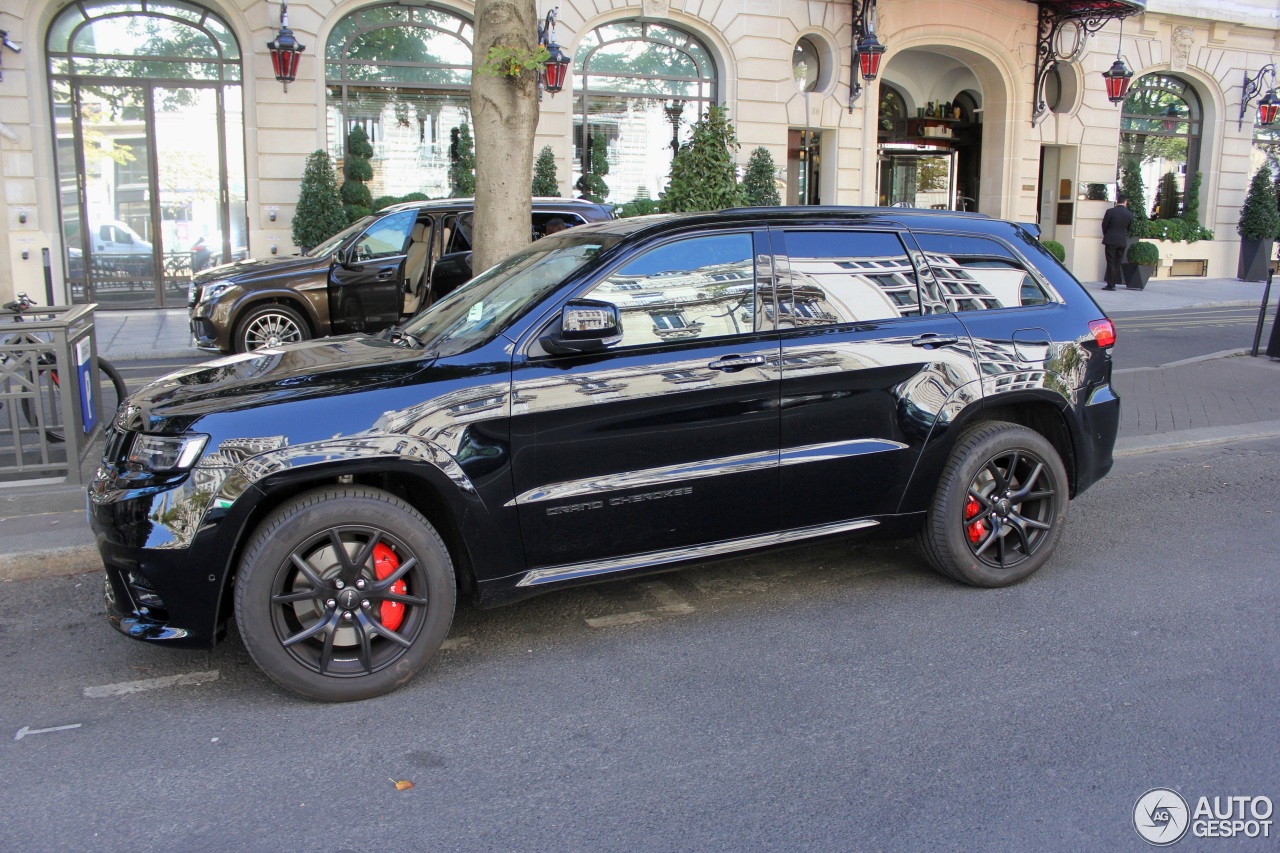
964,496,986,544
372,543,407,632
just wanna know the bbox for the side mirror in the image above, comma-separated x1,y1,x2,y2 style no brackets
543,299,622,354
335,246,356,267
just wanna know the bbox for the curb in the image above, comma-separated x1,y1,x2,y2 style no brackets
0,545,101,582
1114,349,1250,374
1113,420,1280,458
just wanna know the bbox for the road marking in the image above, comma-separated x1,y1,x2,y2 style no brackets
14,723,82,741
83,670,220,698
644,581,696,614
586,611,655,628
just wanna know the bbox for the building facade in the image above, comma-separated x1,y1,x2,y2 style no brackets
1,0,1277,309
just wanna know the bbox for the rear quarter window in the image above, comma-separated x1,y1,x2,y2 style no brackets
913,232,1055,311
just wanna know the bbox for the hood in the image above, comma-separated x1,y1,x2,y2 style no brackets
194,251,328,283
126,335,434,429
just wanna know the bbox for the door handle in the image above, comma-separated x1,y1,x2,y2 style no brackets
910,334,959,348
708,355,766,371
375,270,396,280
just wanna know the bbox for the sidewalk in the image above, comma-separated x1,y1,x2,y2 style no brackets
3,276,1279,582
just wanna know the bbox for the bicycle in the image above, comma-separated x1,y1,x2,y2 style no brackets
2,292,127,443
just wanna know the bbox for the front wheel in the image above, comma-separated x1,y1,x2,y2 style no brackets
234,303,309,353
234,486,456,701
917,421,1068,587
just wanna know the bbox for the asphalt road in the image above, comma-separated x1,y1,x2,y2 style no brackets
3,437,1279,851
1111,305,1270,369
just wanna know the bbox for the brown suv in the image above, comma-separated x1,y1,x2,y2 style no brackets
188,198,614,352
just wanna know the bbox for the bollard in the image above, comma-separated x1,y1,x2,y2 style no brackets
1253,266,1275,357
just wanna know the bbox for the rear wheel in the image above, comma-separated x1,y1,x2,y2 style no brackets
917,421,1068,587
234,303,309,353
234,486,456,701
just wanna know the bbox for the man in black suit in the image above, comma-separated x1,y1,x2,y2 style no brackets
1101,195,1133,290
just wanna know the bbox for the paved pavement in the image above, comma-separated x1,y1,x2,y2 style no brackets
2,276,1278,582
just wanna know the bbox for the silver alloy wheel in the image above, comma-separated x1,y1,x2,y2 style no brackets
242,309,304,350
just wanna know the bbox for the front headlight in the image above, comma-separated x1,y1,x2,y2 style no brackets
199,281,234,304
127,434,209,472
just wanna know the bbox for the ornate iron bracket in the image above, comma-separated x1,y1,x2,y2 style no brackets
1240,64,1277,130
1031,1,1143,126
848,0,877,111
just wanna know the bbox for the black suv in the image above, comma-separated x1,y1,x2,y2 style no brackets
188,197,613,353
93,207,1120,701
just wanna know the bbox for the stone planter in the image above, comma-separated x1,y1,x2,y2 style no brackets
1238,238,1274,282
1121,263,1154,290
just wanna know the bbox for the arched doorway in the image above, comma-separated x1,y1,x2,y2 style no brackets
572,21,718,205
325,5,474,201
48,0,247,308
875,52,984,212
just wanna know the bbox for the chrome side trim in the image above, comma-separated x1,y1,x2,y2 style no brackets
517,517,880,586
506,438,908,506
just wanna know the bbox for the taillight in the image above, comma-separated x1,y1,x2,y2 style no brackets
1089,318,1116,349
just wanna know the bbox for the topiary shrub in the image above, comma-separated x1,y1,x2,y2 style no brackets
575,133,610,203
741,147,781,206
615,197,660,218
1119,160,1148,238
661,104,744,212
1151,171,1180,220
1182,171,1203,226
341,126,375,223
449,123,476,197
532,146,560,196
292,150,347,252
1237,164,1280,241
1126,241,1159,266
1042,240,1066,263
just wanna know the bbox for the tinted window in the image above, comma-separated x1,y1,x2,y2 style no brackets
914,233,1053,310
357,210,417,259
779,230,919,325
584,233,758,347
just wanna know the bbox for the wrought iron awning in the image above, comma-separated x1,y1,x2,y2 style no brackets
1030,0,1145,124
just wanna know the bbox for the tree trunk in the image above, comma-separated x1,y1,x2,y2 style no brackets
471,0,540,275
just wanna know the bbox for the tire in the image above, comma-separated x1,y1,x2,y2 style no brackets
233,486,456,701
233,303,309,353
917,421,1068,587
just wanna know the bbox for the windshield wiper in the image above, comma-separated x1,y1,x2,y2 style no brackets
386,329,427,348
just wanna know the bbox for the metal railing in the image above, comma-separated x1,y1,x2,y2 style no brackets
0,303,101,485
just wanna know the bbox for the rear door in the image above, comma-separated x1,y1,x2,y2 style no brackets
509,229,780,573
774,227,978,528
329,209,419,333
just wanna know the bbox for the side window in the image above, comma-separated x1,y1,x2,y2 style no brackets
584,233,758,348
914,232,1054,311
357,210,416,260
779,230,919,326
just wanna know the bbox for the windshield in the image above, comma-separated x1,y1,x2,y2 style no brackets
401,234,614,355
306,217,373,257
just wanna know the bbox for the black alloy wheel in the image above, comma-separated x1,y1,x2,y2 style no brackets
917,421,1068,587
235,486,455,701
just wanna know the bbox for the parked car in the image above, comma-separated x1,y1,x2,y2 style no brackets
188,198,614,353
92,206,1120,701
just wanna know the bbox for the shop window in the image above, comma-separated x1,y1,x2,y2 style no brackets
1120,74,1203,221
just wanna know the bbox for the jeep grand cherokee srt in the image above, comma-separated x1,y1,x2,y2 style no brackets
92,207,1120,701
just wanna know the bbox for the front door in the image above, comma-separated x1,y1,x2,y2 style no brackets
329,209,420,333
509,230,780,572
773,227,977,528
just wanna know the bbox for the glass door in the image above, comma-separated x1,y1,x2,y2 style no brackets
878,150,958,209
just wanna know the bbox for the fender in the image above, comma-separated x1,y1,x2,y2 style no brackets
227,287,326,338
897,384,1079,515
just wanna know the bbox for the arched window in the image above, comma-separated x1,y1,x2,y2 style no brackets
1119,74,1202,220
47,0,245,308
572,22,718,204
326,5,474,201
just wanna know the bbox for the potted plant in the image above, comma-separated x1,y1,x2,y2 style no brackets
1042,240,1066,263
1122,240,1158,289
1237,164,1279,281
